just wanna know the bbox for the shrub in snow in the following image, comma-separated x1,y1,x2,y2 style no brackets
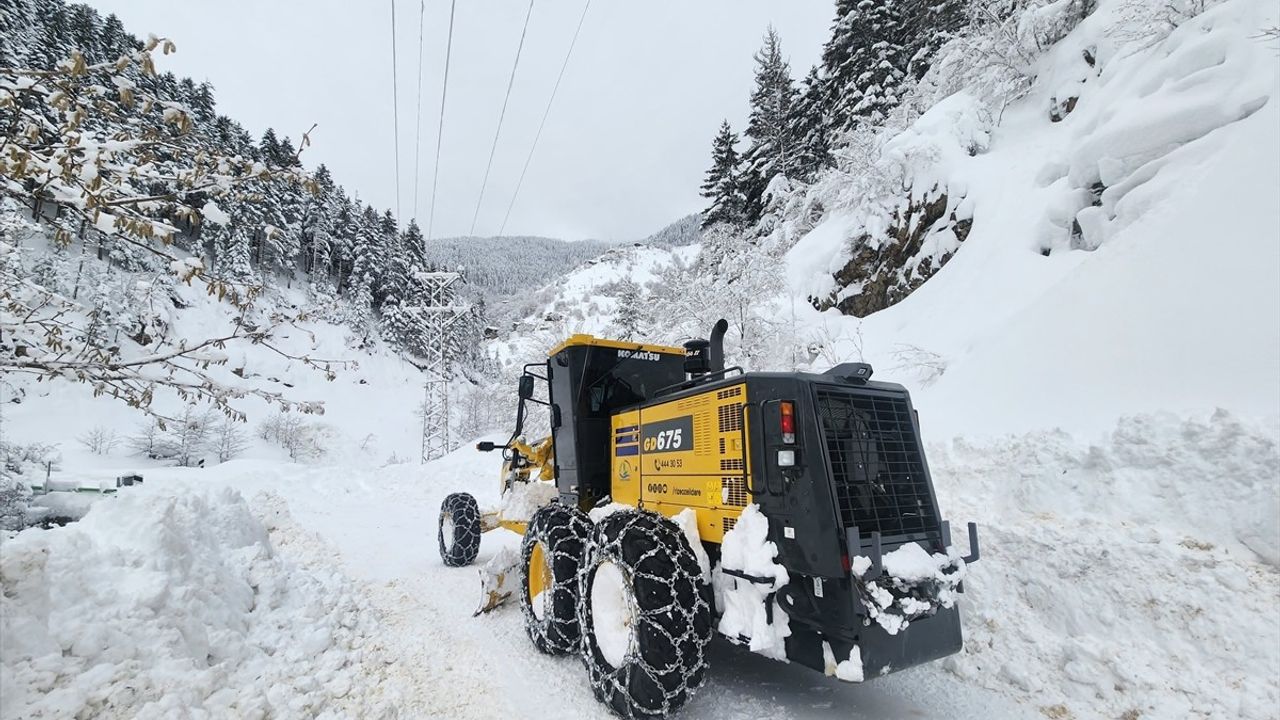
0,473,33,533
76,426,120,455
888,343,948,387
128,419,179,461
259,411,332,462
0,440,60,532
171,406,217,467
212,416,250,463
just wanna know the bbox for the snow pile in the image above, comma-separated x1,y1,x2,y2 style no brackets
934,411,1280,719
711,504,791,660
934,410,1280,566
497,480,558,522
856,542,967,636
0,485,400,719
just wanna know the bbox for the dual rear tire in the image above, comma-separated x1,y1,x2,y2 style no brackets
521,507,712,718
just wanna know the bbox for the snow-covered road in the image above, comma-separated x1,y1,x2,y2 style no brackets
241,446,1039,720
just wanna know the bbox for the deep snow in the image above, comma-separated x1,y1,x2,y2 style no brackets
4,414,1276,719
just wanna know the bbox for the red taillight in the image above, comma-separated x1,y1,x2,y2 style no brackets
779,401,795,444
840,553,851,574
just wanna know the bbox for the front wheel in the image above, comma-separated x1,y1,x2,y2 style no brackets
578,510,712,718
520,503,591,654
438,492,481,567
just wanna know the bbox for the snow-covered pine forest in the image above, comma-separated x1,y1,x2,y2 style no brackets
3,0,1278,718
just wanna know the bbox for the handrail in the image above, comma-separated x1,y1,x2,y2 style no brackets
740,403,764,495
654,366,744,398
757,399,787,496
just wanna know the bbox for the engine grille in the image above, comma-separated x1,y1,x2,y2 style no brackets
815,388,939,541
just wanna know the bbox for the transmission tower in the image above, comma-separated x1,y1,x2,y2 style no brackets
418,271,468,463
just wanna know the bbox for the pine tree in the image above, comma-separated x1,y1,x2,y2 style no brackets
615,279,644,340
380,220,430,355
792,65,833,181
700,121,744,230
821,0,968,132
740,27,799,225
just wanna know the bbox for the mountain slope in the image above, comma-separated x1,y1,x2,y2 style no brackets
784,0,1280,438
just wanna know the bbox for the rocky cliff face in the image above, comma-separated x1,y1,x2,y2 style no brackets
812,186,972,317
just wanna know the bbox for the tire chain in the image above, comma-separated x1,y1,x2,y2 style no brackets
520,503,592,654
577,509,713,719
438,492,482,567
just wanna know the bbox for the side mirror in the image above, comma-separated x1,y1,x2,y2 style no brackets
518,374,535,400
476,441,497,452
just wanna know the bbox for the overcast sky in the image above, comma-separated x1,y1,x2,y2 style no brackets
85,1,834,241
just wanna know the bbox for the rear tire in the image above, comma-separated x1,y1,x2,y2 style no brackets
578,510,712,718
520,503,591,654
438,492,481,567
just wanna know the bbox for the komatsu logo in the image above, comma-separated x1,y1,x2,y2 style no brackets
617,349,661,362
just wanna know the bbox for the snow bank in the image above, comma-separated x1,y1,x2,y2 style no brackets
0,485,400,719
712,504,790,660
934,410,1280,566
934,411,1280,719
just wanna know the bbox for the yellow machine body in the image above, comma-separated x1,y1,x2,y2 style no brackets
610,382,751,544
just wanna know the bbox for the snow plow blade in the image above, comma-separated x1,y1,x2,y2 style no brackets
474,547,520,616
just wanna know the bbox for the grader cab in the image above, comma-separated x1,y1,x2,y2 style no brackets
437,320,980,718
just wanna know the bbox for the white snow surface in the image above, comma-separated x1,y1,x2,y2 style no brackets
200,200,230,226
0,485,400,719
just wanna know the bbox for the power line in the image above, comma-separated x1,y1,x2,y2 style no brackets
426,0,457,242
389,0,402,220
499,0,591,237
469,0,535,237
411,0,426,225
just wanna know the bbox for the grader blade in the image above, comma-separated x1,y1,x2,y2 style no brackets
474,546,521,616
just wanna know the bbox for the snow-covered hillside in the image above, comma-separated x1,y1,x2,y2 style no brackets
786,0,1280,439
492,242,699,365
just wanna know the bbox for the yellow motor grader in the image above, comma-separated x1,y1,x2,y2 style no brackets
437,320,979,718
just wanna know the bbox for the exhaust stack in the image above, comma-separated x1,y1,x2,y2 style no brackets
709,319,728,374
